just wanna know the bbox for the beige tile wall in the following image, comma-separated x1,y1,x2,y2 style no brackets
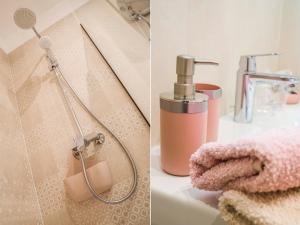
3,5,149,225
0,49,43,224
76,0,150,123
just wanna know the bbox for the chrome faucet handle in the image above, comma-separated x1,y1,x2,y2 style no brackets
244,53,279,57
239,53,279,73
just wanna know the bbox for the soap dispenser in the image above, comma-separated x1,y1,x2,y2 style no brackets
160,55,218,176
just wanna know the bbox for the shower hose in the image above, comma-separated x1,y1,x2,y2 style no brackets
47,55,138,204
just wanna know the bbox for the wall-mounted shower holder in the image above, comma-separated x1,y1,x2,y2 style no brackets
72,132,105,159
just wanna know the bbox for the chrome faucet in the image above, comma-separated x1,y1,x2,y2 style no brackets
234,53,299,123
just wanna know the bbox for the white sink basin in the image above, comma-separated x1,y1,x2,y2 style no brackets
151,104,300,225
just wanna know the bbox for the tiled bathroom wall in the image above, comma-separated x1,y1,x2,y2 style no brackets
0,50,43,224
76,0,150,123
2,2,149,225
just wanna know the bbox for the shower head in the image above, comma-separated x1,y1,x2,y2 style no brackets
14,9,57,69
14,8,41,38
14,8,37,29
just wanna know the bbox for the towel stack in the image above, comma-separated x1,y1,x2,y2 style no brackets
190,128,300,225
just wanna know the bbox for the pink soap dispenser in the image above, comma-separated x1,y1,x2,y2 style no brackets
160,55,219,176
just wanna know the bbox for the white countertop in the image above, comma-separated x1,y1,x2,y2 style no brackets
151,104,300,225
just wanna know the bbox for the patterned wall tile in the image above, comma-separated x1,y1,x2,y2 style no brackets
75,0,150,122
0,49,43,224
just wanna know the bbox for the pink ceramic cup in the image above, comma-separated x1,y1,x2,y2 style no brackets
196,83,222,142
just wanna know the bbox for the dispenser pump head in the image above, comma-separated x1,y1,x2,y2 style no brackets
174,55,218,100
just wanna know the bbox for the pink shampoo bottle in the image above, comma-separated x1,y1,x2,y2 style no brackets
160,55,219,176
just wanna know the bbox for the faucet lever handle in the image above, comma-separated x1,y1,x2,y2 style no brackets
246,53,279,58
241,53,279,72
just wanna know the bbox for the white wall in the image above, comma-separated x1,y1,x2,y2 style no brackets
279,0,300,90
151,0,285,146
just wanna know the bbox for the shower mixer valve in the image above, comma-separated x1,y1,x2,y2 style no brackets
72,132,105,159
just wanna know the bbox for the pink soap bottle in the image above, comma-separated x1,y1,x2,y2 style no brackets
160,55,219,176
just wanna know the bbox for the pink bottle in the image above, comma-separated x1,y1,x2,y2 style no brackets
160,55,219,176
195,83,222,142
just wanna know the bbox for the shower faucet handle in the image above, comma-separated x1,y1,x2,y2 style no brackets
72,132,105,160
84,132,105,146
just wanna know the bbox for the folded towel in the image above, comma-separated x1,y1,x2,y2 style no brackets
219,188,300,225
190,128,300,193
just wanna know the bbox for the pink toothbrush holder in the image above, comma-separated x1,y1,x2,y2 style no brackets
196,83,222,142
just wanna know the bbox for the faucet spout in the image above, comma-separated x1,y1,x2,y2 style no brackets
247,72,299,83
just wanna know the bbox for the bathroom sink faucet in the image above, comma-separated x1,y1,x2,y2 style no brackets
234,53,299,123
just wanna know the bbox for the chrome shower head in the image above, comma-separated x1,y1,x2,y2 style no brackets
14,8,41,38
14,9,57,71
14,8,37,29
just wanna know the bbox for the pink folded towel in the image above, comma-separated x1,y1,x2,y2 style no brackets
190,128,300,193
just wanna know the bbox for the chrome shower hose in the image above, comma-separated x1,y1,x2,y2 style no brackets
53,64,138,204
